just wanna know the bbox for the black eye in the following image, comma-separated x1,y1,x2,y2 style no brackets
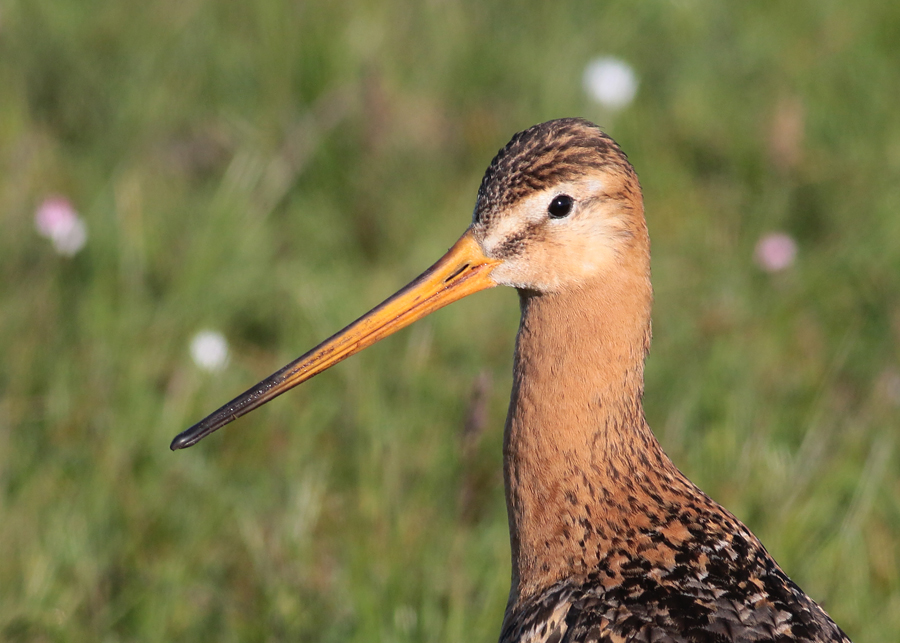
547,194,574,219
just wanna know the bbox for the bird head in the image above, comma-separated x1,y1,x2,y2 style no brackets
472,118,647,294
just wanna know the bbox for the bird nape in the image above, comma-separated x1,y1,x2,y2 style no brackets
171,118,851,643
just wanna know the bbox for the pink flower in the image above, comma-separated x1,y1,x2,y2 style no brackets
754,232,797,272
35,196,88,256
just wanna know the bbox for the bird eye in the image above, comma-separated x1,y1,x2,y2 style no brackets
547,194,574,219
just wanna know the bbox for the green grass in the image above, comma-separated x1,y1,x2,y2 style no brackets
2,0,900,640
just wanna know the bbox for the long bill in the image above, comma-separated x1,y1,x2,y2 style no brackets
170,230,499,450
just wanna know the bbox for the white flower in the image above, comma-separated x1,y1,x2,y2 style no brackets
754,232,797,273
583,57,639,111
190,330,230,372
35,196,88,256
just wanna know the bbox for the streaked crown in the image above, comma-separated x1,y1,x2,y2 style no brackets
473,118,639,228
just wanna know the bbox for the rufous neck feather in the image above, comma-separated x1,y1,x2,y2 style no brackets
502,263,675,608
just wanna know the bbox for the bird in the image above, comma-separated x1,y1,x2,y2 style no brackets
171,118,851,642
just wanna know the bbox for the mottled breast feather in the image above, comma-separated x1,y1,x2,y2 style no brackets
499,481,851,643
473,118,638,227
502,570,850,643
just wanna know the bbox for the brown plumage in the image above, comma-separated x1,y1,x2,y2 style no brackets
172,118,851,642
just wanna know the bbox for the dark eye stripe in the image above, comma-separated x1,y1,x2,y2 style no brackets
548,194,574,219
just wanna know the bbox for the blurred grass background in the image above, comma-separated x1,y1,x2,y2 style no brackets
1,0,899,640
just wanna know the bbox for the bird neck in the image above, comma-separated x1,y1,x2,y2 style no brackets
503,272,676,608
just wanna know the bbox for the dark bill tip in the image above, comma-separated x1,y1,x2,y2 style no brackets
169,415,224,450
169,431,195,451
